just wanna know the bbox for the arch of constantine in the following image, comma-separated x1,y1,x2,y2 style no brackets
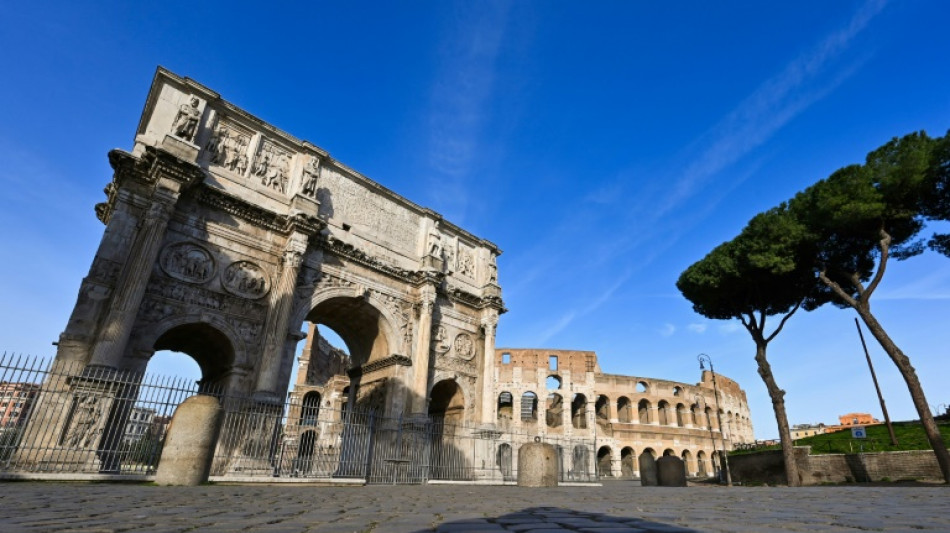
13,68,753,482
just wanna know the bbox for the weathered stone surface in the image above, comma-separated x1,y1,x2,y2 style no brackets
518,441,558,487
656,456,687,487
1,483,949,532
155,394,223,486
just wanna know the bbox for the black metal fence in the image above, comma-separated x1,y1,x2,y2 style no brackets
0,353,600,484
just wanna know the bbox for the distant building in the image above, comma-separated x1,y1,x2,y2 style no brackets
791,423,826,439
824,412,882,434
123,407,157,444
0,382,40,427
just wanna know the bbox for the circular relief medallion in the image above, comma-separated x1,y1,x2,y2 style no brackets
222,261,270,299
159,242,215,284
453,333,475,361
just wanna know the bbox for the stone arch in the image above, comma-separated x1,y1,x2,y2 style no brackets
617,396,632,423
497,442,513,481
429,379,465,426
620,446,636,478
595,394,610,424
638,399,652,424
300,391,321,426
596,446,612,477
675,402,686,427
636,381,649,393
296,429,318,473
546,375,562,390
681,449,693,476
696,450,708,476
571,393,587,429
137,315,243,391
497,391,513,421
546,393,564,428
657,400,670,426
690,402,702,427
521,392,538,422
297,289,402,368
662,448,676,457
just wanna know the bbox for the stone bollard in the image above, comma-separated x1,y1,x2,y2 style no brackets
154,395,223,486
656,456,687,487
638,454,658,486
518,437,558,487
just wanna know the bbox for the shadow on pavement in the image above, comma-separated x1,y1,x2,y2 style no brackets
413,506,700,532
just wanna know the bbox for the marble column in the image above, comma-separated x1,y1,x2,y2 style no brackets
254,231,308,401
409,288,436,414
479,312,498,423
88,189,178,370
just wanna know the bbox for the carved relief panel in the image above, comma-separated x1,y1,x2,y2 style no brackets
205,118,252,176
253,139,293,195
222,261,270,299
159,242,216,284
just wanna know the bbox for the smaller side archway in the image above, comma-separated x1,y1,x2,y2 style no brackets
638,399,652,424
596,446,613,478
571,393,588,429
620,447,636,478
521,392,538,423
617,396,632,423
657,400,671,426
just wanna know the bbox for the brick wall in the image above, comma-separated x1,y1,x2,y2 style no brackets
730,447,945,485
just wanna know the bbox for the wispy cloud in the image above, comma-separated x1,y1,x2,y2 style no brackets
653,0,887,217
659,323,676,337
425,2,511,220
877,268,950,301
718,322,743,335
535,269,633,345
688,323,708,334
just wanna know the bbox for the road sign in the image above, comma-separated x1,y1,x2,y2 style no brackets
851,426,867,439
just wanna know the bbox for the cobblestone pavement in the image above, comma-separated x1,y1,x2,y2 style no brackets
1,482,948,533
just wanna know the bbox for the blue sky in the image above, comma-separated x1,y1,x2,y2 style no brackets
2,1,950,439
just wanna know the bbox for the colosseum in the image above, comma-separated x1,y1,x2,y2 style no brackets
289,326,754,482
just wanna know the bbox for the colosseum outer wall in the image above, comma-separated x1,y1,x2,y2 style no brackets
493,348,755,478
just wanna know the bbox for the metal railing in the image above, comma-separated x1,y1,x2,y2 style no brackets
0,353,208,476
0,353,602,484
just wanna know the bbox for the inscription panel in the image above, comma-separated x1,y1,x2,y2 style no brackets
317,167,420,252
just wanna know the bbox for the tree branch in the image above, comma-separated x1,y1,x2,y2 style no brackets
819,268,859,308
765,298,804,344
865,228,892,301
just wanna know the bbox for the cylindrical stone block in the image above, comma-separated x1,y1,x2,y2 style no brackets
155,395,223,486
518,440,558,487
657,456,687,487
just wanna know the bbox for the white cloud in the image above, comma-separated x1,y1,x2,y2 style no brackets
659,323,676,337
654,0,886,217
425,2,511,220
687,323,707,334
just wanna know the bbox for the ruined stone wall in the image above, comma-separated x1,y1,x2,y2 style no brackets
493,348,754,478
730,448,946,485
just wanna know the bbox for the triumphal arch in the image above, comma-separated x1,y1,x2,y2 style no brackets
53,67,504,427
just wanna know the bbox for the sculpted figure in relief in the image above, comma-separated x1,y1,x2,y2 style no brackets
63,395,102,449
488,253,498,283
458,249,475,277
301,156,320,198
172,96,201,142
427,231,443,257
432,325,451,354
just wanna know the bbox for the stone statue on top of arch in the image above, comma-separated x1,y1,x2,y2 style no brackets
172,96,201,142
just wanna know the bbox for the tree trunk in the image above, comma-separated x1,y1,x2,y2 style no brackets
853,306,950,483
753,341,802,486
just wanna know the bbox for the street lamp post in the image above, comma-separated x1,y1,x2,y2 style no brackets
694,393,718,480
698,353,732,486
